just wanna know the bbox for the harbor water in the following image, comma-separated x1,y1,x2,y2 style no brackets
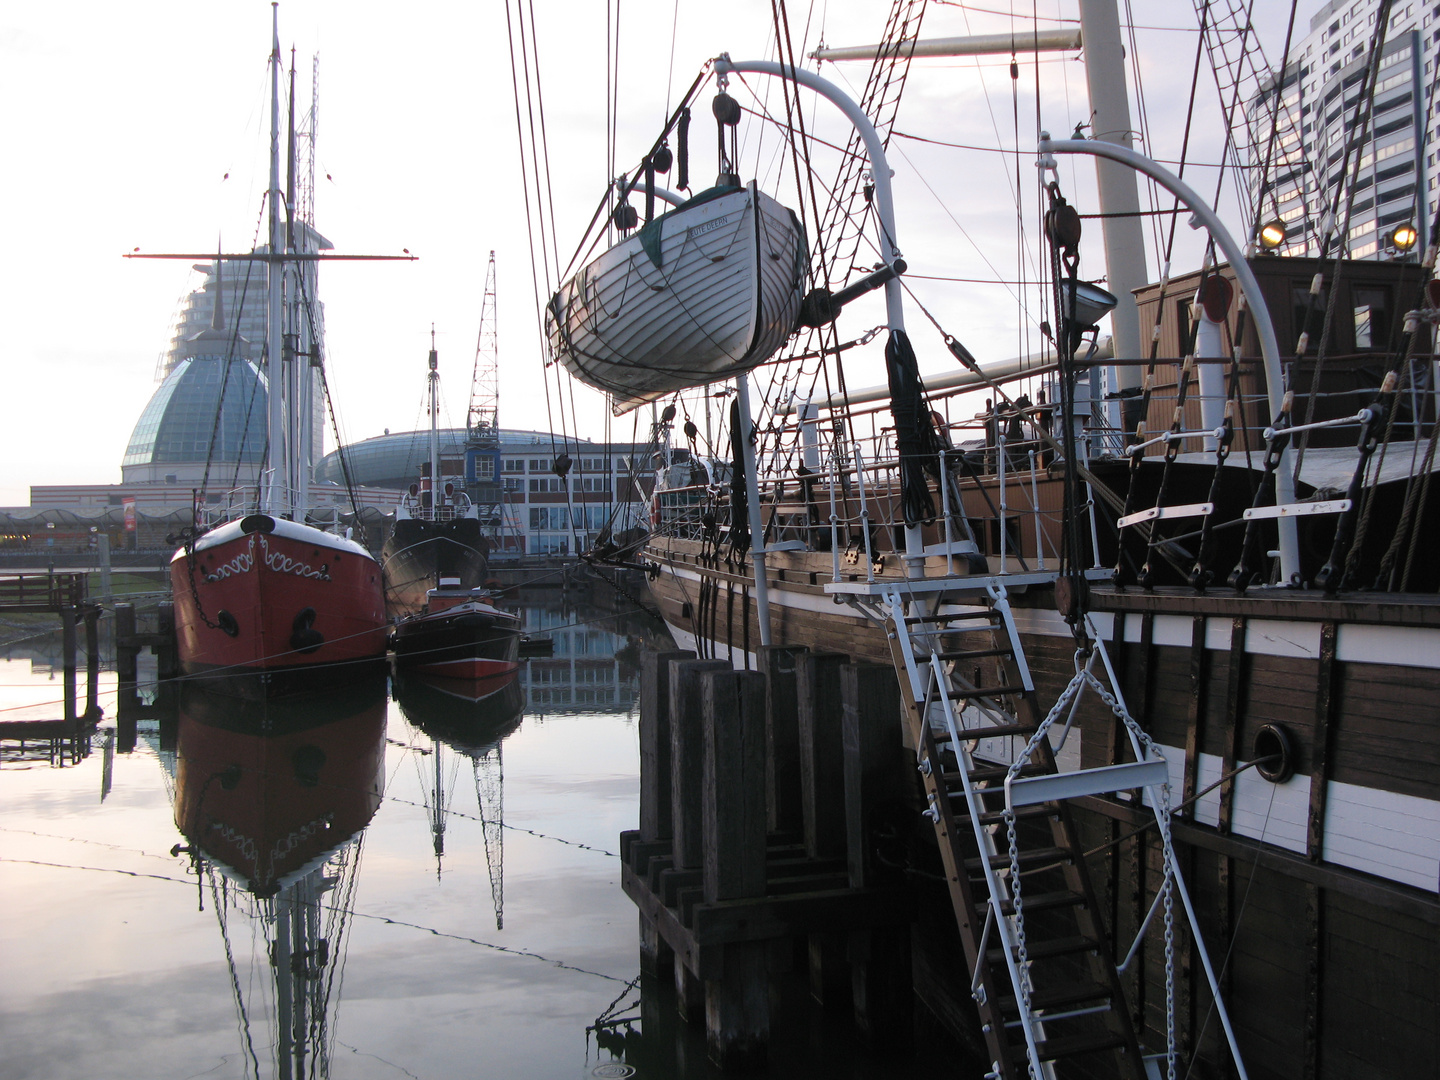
0,591,942,1080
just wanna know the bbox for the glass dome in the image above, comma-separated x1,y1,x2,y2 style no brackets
123,353,267,468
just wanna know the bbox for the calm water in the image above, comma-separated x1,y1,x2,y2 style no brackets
0,592,937,1080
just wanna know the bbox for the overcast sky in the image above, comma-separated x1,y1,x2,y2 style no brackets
0,0,1302,504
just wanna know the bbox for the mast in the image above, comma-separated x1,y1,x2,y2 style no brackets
1077,0,1146,415
429,328,440,517
263,3,287,515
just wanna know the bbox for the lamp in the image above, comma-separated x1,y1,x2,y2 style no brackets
1059,277,1118,329
1389,223,1419,253
1258,219,1287,251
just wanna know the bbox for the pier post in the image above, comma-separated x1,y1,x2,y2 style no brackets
669,656,730,1020
797,651,850,1006
115,603,138,749
841,662,912,1045
700,668,770,1069
83,605,100,721
61,605,78,726
759,645,807,836
155,601,177,679
638,649,693,974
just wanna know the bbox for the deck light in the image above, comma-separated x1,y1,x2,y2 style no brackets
1258,219,1287,251
1389,223,1419,252
1059,277,1118,329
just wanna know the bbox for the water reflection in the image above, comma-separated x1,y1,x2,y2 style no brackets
393,668,523,928
517,594,670,714
173,673,388,1079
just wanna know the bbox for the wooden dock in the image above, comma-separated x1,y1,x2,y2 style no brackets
0,573,102,763
621,648,919,1069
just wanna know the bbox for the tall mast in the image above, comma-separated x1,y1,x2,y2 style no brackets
1077,0,1146,405
429,327,440,515
263,3,287,515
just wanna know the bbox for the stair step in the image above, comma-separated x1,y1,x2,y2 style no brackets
1032,1030,1129,1063
952,802,1056,827
943,683,1028,701
944,721,1035,741
995,889,1086,916
905,611,1002,626
933,646,1015,662
988,934,1103,964
998,980,1113,1015
952,762,1049,784
967,845,1072,873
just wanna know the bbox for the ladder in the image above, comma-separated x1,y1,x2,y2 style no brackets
880,578,1161,1080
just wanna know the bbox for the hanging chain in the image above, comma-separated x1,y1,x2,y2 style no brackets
1002,653,1176,1078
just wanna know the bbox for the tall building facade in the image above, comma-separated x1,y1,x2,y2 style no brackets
1246,0,1434,259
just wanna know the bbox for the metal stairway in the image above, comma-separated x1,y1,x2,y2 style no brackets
880,579,1162,1080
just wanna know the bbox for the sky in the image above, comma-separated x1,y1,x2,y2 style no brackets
0,1,1303,505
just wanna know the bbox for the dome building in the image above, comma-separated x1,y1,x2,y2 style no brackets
121,280,267,488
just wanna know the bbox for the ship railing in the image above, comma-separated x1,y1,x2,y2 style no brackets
198,488,359,534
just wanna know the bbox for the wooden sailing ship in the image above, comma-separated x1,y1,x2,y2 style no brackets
562,15,1439,1078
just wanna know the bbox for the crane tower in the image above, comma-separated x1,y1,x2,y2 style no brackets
464,253,506,553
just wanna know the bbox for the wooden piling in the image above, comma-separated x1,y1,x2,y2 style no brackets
83,606,100,720
701,669,768,903
61,605,78,725
759,645,807,837
797,651,849,860
841,663,905,890
638,648,692,977
841,663,912,1045
156,601,177,679
700,668,770,1070
640,650,695,844
669,658,731,871
115,603,139,725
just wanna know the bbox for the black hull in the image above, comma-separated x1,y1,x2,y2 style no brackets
381,517,490,618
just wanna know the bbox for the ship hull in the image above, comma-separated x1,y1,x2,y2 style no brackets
381,516,490,619
391,603,521,696
643,534,1440,1076
171,515,387,695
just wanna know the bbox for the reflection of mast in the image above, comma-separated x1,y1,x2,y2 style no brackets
204,842,363,1080
474,743,504,929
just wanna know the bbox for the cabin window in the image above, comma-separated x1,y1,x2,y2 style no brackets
1353,285,1392,350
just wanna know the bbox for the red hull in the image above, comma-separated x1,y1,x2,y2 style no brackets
171,518,387,684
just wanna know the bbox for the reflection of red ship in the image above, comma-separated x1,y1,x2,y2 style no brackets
174,671,388,897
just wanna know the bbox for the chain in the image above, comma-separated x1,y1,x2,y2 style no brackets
1001,652,1176,1078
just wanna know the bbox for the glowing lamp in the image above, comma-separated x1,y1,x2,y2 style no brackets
1390,223,1419,252
1258,220,1287,251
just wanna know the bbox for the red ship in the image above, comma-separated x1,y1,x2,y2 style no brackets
172,513,386,690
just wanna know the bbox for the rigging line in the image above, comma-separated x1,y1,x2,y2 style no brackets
209,868,264,1080
933,0,1077,20
526,0,563,300
504,1,557,380
1247,1,1303,243
890,128,1267,170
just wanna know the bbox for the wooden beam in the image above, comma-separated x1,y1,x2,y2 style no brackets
1307,623,1339,862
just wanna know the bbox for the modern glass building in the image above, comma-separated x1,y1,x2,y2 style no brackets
121,321,267,487
317,428,654,558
